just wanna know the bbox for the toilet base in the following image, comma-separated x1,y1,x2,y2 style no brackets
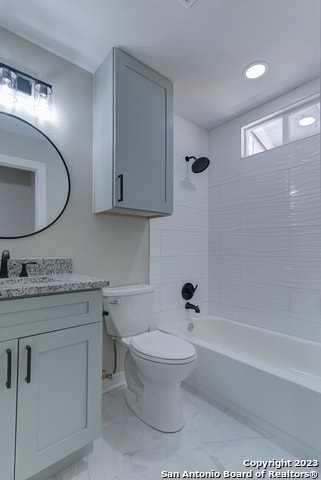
124,384,185,433
123,350,193,432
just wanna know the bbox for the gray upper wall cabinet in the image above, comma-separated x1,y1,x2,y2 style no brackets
93,48,173,217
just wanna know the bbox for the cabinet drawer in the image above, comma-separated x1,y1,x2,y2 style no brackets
0,290,102,341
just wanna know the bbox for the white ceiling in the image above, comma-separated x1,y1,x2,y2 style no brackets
0,0,319,129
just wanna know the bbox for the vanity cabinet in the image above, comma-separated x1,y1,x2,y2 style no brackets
0,290,102,480
93,47,173,217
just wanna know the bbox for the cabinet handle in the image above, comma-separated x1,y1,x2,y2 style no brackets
6,349,12,389
25,345,32,384
118,174,124,202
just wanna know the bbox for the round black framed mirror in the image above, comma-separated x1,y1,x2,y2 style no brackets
0,112,70,238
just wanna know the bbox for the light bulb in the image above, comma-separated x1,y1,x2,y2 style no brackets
34,82,52,116
0,67,17,106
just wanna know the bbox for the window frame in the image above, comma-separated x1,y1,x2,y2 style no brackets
241,93,320,158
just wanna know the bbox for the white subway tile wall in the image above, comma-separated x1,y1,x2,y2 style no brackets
209,80,321,341
150,80,321,342
150,115,209,329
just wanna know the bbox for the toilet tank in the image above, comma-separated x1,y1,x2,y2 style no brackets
102,284,154,337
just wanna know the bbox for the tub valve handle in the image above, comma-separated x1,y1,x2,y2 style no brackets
182,282,198,300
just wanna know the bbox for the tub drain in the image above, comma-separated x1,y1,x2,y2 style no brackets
187,322,194,332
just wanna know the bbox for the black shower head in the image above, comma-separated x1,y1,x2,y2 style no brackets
185,155,210,173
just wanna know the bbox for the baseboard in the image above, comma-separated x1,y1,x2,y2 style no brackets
102,371,126,394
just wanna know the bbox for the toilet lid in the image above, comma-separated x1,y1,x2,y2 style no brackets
130,331,196,363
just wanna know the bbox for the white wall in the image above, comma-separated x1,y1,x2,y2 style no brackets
0,27,149,371
150,115,209,328
208,79,321,341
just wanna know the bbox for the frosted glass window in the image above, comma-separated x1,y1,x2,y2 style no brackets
245,117,283,155
242,94,320,158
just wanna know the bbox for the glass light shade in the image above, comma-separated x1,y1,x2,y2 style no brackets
34,82,53,115
0,67,17,106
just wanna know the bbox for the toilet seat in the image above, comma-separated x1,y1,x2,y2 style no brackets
130,330,197,365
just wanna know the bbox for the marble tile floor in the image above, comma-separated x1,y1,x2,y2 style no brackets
49,386,318,480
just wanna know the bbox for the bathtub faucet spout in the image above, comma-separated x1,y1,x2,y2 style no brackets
185,302,200,313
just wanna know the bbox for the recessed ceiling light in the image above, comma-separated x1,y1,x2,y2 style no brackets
243,62,268,79
177,0,199,7
299,116,316,127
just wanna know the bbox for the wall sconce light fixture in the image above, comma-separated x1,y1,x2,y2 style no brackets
0,63,52,116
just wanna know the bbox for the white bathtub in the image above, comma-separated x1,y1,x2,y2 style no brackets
160,316,321,459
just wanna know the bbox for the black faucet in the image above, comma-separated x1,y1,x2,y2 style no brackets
0,250,10,278
19,261,37,277
185,302,200,313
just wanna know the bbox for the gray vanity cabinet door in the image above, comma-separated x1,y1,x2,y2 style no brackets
0,339,17,480
15,322,102,480
114,49,173,215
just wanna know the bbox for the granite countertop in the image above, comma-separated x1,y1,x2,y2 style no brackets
0,273,110,299
0,257,109,299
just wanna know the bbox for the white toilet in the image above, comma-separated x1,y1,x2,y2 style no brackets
102,284,197,432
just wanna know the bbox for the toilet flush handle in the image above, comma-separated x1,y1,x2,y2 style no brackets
109,297,121,305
